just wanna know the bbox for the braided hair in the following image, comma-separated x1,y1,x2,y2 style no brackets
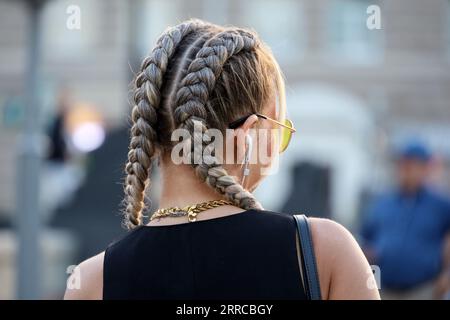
123,19,285,229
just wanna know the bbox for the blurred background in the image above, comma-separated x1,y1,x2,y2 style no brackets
0,0,450,299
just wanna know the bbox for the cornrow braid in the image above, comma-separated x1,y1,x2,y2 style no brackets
173,30,263,210
123,19,206,229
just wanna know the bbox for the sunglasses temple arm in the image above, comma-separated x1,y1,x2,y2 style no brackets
268,118,296,132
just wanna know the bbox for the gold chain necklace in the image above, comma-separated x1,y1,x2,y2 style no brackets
150,199,235,222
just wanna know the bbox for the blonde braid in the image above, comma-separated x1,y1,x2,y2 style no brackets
173,30,263,210
123,20,205,229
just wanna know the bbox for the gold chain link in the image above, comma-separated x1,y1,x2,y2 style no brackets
150,199,235,222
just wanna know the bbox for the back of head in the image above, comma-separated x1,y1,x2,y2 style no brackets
123,19,285,229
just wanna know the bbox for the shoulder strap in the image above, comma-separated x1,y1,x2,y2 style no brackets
293,214,322,300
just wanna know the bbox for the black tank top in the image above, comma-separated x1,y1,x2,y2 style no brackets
103,209,307,299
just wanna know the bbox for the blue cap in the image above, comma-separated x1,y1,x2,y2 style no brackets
396,140,432,162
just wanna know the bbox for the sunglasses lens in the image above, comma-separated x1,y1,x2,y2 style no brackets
280,119,293,153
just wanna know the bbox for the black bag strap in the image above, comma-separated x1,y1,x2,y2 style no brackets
293,214,322,300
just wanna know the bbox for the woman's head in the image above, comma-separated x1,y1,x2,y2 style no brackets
123,19,287,229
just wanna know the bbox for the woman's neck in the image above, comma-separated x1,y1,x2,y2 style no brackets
151,161,243,226
159,161,221,206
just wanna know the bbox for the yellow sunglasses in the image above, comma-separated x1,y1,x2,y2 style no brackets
228,113,296,153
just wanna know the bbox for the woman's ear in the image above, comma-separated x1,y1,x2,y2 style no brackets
234,114,259,138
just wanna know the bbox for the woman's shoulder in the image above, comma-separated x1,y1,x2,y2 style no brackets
63,227,148,300
251,213,379,298
308,217,354,253
307,217,380,299
64,251,105,300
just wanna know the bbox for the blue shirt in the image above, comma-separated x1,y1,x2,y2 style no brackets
361,186,450,289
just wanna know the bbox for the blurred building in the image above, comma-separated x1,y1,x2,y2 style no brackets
0,0,130,223
0,0,450,298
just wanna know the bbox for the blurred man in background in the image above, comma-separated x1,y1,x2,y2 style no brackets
46,89,70,164
361,140,450,299
41,89,86,221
